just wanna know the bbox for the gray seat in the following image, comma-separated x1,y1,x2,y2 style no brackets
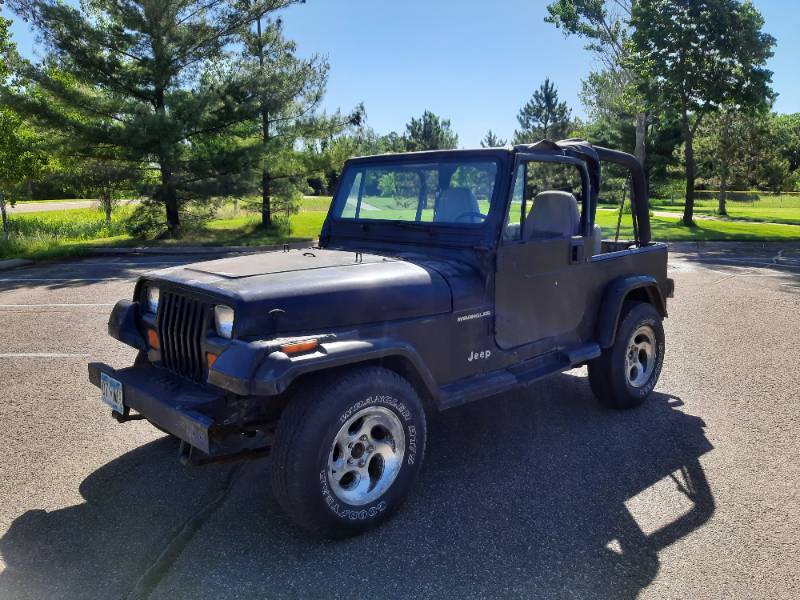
435,187,481,223
524,191,580,240
590,224,603,255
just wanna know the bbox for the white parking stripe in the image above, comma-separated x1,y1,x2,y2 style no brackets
694,257,800,270
0,277,131,282
0,352,90,358
0,303,115,308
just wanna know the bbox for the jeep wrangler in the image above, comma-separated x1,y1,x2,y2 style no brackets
89,139,674,537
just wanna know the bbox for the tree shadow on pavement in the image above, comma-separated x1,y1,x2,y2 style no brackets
0,255,219,293
0,372,714,600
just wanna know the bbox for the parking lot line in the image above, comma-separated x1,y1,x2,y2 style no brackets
0,303,116,308
0,352,90,358
0,277,128,282
694,257,800,270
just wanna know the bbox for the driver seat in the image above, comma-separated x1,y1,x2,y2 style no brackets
435,187,481,223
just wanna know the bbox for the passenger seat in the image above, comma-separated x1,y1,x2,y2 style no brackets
524,191,580,240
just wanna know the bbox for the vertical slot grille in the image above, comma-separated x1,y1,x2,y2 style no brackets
157,291,207,382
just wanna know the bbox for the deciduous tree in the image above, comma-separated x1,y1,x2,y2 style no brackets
631,0,775,225
0,17,47,238
545,0,650,166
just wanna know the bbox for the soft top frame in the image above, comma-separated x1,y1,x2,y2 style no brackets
345,139,652,245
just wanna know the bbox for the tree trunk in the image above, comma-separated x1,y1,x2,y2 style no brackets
717,110,731,216
257,17,272,229
681,113,696,227
154,86,179,236
0,194,8,240
102,191,112,223
634,113,647,167
261,166,271,228
161,165,180,236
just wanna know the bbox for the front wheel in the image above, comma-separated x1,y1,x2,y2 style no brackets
588,301,665,409
270,366,427,537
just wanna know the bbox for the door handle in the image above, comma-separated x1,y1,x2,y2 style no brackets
570,239,585,264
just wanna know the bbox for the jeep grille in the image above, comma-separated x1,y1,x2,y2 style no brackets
157,291,208,382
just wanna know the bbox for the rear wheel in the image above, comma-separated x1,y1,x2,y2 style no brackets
270,366,426,537
589,301,664,409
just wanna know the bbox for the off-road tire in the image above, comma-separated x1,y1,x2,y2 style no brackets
588,301,664,409
270,366,427,537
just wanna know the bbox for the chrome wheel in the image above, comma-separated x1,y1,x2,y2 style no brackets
625,324,657,388
327,406,405,506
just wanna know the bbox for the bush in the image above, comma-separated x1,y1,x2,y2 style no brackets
124,197,225,238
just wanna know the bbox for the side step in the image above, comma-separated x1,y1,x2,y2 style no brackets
564,342,601,365
438,343,600,411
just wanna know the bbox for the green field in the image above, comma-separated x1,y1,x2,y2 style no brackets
0,201,329,260
2,193,799,262
646,193,800,226
595,210,800,241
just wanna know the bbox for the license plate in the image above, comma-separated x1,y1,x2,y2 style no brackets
100,372,124,414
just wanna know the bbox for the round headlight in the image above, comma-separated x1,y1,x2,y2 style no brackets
145,286,160,314
214,305,234,339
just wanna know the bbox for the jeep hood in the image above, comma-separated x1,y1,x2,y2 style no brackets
148,248,453,335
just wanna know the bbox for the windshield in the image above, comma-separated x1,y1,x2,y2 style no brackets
331,159,499,225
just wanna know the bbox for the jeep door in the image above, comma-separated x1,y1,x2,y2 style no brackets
494,155,593,351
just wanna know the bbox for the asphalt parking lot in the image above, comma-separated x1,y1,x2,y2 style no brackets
0,244,798,599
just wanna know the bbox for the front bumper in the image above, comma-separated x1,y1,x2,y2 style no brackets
88,362,222,453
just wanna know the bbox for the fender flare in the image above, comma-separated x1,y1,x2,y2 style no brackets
595,275,667,349
247,338,440,402
108,299,146,351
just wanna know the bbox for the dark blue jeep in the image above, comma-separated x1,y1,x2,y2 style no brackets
89,139,673,536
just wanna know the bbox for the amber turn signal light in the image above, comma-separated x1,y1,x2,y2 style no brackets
206,353,218,370
280,339,319,355
146,329,160,350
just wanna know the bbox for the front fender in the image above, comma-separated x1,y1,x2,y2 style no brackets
247,338,439,400
108,300,146,351
595,275,667,349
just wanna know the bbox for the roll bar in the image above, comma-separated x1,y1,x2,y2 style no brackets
593,146,651,246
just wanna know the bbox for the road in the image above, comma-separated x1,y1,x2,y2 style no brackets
8,199,140,214
0,245,798,599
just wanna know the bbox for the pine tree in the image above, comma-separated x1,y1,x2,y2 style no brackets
480,130,507,148
404,111,459,151
238,17,357,227
514,78,573,144
4,0,300,235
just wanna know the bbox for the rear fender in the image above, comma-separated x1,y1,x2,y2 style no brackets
595,276,666,349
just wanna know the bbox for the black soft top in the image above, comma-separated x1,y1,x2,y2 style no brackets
347,139,652,245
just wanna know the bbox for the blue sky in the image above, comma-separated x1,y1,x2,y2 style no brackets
4,0,799,147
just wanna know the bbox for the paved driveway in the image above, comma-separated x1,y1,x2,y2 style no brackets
0,246,798,599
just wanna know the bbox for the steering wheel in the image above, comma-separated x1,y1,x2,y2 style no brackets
454,211,485,223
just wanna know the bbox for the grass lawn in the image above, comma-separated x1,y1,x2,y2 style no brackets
646,194,800,226
3,194,799,262
595,211,800,241
662,204,800,226
0,203,327,260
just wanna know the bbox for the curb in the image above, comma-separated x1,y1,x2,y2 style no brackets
666,240,800,252
0,258,34,271
86,240,317,256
